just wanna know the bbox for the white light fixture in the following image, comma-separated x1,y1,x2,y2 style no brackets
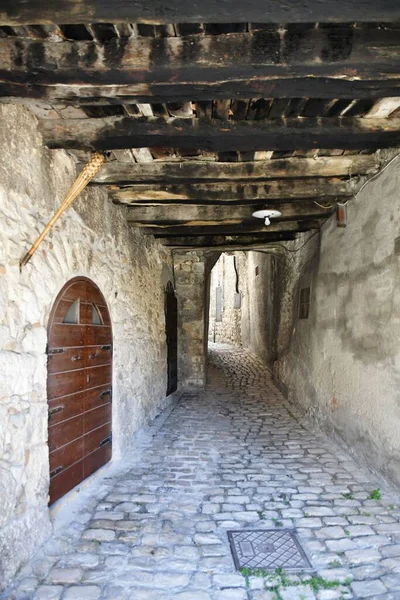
252,209,282,226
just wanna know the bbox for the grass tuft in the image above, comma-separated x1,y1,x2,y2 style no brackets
369,488,382,500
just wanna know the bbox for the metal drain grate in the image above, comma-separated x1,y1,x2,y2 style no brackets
227,529,312,571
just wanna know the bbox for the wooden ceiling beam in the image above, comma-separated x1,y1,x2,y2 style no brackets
92,156,379,184
111,178,355,203
3,77,400,102
157,232,299,248
0,28,399,102
125,201,334,223
138,220,322,236
1,0,398,25
40,116,400,151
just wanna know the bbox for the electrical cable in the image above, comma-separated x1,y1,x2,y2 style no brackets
260,153,400,257
313,200,333,209
341,152,400,206
263,216,332,255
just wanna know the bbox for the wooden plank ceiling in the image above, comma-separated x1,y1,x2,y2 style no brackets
0,14,399,250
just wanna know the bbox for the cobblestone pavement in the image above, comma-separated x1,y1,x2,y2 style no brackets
3,343,400,600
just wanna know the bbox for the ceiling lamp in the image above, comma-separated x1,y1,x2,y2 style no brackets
252,209,282,226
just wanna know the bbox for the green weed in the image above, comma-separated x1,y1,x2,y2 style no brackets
369,488,381,500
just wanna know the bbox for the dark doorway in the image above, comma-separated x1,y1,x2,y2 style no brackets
47,277,113,505
165,281,178,396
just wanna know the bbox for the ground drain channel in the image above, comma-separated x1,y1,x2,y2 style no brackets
227,529,312,571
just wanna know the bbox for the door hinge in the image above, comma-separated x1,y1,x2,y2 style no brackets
48,348,65,355
100,388,112,401
48,405,64,418
50,465,63,478
99,434,112,448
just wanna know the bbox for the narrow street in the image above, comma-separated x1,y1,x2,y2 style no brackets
4,344,400,600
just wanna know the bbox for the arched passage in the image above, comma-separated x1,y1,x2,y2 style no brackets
47,277,113,505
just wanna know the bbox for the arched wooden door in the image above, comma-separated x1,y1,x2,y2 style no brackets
165,282,178,396
47,277,112,505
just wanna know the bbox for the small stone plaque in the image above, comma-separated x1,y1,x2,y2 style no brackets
227,529,312,571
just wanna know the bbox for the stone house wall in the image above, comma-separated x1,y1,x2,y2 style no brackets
0,105,174,588
208,251,278,367
239,251,279,367
208,253,242,345
273,156,400,488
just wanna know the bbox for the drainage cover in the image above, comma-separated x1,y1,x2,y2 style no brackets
227,529,312,571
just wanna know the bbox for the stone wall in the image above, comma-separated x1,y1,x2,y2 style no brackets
175,251,218,387
0,105,174,588
274,156,400,487
240,251,279,366
208,251,279,367
208,254,242,345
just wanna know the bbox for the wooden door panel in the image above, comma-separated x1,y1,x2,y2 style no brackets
85,403,112,435
47,369,85,399
81,301,111,326
47,347,86,374
48,391,85,425
61,282,87,302
85,384,112,412
84,444,112,479
86,345,112,367
51,298,78,324
49,461,84,505
84,422,111,456
84,280,109,306
86,326,112,346
49,437,84,474
48,277,112,505
48,414,84,452
48,346,111,373
85,364,112,389
49,324,86,348
95,304,111,327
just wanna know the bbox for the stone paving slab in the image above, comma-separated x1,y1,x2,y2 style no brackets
2,343,400,600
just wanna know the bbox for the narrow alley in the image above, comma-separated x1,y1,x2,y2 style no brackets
3,345,400,600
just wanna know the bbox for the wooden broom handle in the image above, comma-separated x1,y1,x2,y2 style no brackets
20,153,106,268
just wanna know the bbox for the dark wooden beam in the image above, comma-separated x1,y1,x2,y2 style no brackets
1,0,398,25
125,201,334,224
158,232,299,248
40,116,400,152
4,77,400,102
111,178,355,203
138,220,321,236
1,28,399,101
92,156,379,184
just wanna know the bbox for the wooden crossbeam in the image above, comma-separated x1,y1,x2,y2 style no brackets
139,220,321,236
4,77,400,102
157,232,299,248
111,178,355,203
92,156,379,184
40,116,400,151
125,202,333,224
1,0,398,25
1,28,399,101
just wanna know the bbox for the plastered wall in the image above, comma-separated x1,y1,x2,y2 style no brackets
208,254,242,345
274,156,400,487
240,251,279,366
0,105,173,587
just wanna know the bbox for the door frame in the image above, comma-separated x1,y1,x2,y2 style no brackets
165,281,178,396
